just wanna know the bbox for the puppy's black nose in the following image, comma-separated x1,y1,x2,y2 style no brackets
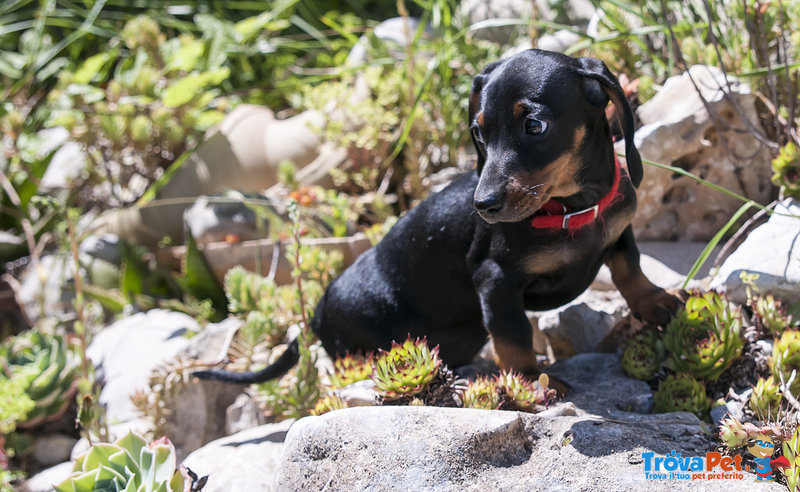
474,191,504,215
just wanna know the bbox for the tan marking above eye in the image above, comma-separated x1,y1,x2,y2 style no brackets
513,102,527,119
477,112,485,127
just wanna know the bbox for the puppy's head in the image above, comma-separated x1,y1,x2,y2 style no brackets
469,49,642,224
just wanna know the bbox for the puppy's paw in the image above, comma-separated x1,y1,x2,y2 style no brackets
630,287,685,327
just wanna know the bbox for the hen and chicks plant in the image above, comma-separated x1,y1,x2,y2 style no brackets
662,291,744,381
55,432,197,492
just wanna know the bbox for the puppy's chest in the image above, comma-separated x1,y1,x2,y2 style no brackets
520,207,634,276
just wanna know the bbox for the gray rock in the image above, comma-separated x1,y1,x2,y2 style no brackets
346,17,429,66
18,462,73,492
30,434,78,468
710,400,744,427
533,290,629,358
40,140,87,190
458,0,596,45
627,65,776,241
184,195,261,246
181,419,295,492
86,310,200,423
17,253,75,323
179,317,241,363
163,378,244,460
549,353,654,415
457,0,531,44
711,198,800,304
536,29,582,53
79,234,122,266
277,404,766,491
226,393,266,435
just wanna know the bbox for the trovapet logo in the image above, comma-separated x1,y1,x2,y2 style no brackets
642,435,791,483
642,450,747,481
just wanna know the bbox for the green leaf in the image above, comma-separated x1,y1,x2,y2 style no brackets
164,37,204,73
114,432,147,467
160,68,229,107
115,49,148,88
150,443,177,485
0,51,25,78
83,284,127,312
120,242,149,299
82,443,122,471
682,201,755,288
174,231,226,318
73,52,112,84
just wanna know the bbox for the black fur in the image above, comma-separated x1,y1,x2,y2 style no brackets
195,49,677,384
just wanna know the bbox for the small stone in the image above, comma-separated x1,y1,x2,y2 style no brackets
31,434,78,468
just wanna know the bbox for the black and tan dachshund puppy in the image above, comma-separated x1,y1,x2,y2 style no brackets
195,49,680,385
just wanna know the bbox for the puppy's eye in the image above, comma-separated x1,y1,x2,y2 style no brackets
524,118,548,136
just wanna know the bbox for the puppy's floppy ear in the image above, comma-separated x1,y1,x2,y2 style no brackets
575,57,643,187
469,60,501,175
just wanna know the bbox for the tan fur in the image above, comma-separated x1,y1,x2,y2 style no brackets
492,338,538,373
521,245,578,275
513,101,526,118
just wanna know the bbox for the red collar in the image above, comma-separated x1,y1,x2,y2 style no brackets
530,156,627,231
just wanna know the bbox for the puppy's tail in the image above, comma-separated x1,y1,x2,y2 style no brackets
193,338,300,384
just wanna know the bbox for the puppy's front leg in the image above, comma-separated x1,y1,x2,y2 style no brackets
472,260,538,374
607,226,682,326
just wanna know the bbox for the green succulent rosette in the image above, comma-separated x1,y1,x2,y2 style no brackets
0,330,81,428
329,353,374,389
719,416,749,449
462,376,501,410
372,337,441,399
652,373,709,417
770,329,800,395
495,371,554,412
55,432,191,492
749,376,782,419
662,291,743,381
621,326,665,380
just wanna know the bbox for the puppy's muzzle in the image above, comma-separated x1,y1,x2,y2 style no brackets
473,189,505,221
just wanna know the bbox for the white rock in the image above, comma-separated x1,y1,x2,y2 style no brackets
627,65,775,241
711,198,800,304
181,419,295,492
86,310,200,423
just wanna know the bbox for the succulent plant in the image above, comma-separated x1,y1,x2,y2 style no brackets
771,141,800,199
662,291,744,381
55,432,196,492
719,416,749,449
495,371,555,413
328,353,374,389
754,294,794,336
372,337,442,400
770,329,800,395
652,373,709,417
783,425,800,491
749,376,782,419
312,393,348,416
0,330,81,428
621,326,665,380
224,266,276,314
462,376,501,410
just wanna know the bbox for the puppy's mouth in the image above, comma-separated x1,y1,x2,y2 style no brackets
476,183,550,224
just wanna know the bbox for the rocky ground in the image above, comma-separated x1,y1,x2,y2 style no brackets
20,199,800,490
